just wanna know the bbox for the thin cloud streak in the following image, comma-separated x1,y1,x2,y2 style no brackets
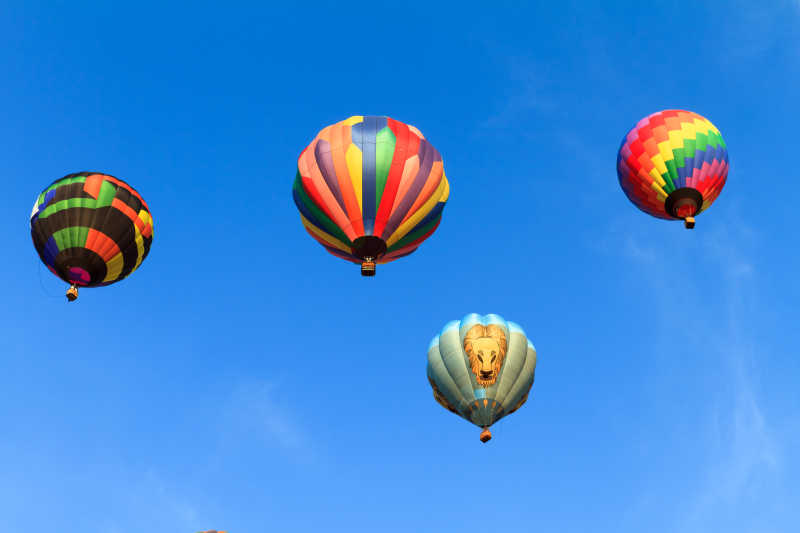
226,380,316,462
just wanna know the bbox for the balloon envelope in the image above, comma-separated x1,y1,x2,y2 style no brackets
617,109,728,225
426,313,536,441
292,115,449,273
30,172,154,289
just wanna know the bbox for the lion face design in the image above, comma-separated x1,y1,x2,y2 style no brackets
464,324,507,386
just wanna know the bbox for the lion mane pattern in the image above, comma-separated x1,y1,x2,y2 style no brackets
463,323,507,387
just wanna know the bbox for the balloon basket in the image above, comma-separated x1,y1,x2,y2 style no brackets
684,217,695,229
361,261,376,276
480,427,492,443
66,285,78,302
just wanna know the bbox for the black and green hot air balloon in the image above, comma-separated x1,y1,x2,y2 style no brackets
30,172,154,301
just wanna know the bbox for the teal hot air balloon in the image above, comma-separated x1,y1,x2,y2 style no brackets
426,313,537,442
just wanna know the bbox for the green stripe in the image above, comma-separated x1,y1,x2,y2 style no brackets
38,175,88,206
708,130,724,149
374,127,396,208
96,179,116,207
52,226,90,251
673,146,686,169
664,159,679,189
696,131,708,152
387,212,441,251
683,137,697,159
39,198,98,219
293,173,352,245
38,178,116,216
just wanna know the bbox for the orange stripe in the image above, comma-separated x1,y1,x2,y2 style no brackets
102,175,150,211
83,174,103,199
390,155,420,216
85,229,121,262
399,160,442,226
330,121,364,235
302,140,356,241
112,198,146,234
651,125,669,143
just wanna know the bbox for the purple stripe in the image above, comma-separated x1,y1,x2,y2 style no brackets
43,236,59,266
380,138,440,240
314,139,347,214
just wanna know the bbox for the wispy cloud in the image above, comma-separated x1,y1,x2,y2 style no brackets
99,469,203,533
674,221,784,532
618,214,789,532
481,54,557,128
678,355,781,532
226,380,316,461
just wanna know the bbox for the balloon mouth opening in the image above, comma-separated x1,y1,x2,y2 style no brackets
351,236,386,276
67,266,91,285
665,188,702,219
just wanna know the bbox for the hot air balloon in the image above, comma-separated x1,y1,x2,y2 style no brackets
292,115,449,276
30,172,154,301
617,109,728,229
427,313,537,442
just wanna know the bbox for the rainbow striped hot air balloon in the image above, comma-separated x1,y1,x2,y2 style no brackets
617,110,728,229
292,115,449,276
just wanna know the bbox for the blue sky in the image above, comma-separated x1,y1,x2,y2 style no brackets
1,1,799,532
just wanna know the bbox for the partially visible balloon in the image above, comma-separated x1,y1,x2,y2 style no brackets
426,313,537,442
617,110,728,229
30,172,154,301
292,115,449,276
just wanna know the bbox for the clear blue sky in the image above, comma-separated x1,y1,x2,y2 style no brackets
1,2,799,532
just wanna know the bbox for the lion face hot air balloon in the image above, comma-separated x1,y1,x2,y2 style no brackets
292,115,449,276
427,313,537,442
617,110,728,229
30,172,154,301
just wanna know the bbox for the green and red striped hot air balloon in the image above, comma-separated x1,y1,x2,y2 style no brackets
30,172,154,301
292,115,449,276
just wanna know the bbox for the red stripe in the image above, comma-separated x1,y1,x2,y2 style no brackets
373,118,410,236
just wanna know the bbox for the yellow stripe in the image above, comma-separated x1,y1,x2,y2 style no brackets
680,121,697,140
657,140,674,163
648,168,666,187
299,213,351,253
345,143,363,213
439,173,450,202
701,117,720,135
387,174,448,246
693,118,710,136
344,116,363,126
133,225,145,271
668,129,685,153
650,152,668,176
650,181,667,199
103,252,124,282
138,209,153,233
